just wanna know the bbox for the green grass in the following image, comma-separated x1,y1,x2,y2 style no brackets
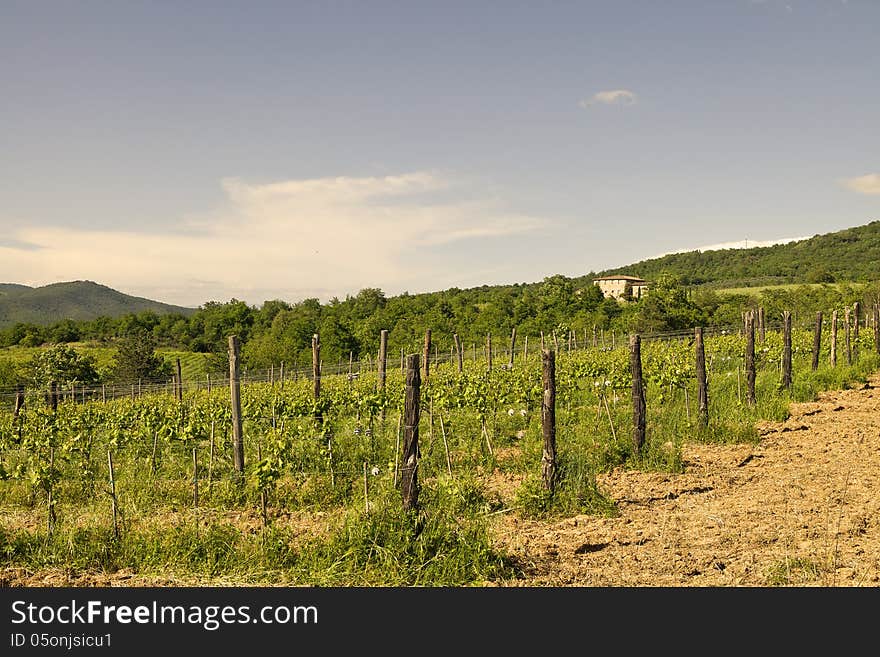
714,282,863,297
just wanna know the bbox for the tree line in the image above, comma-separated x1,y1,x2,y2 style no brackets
2,272,879,388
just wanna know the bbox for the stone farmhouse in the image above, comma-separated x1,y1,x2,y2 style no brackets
593,275,650,301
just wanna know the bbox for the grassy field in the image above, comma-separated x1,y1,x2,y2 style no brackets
714,282,866,296
0,343,214,384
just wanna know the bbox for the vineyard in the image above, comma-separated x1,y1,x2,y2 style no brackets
1,308,879,586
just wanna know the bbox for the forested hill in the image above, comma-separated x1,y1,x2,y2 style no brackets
0,281,195,328
596,220,880,288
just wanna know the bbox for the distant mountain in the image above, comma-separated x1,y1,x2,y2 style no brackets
595,220,880,288
0,281,195,328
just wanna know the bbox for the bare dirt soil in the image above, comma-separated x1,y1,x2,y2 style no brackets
490,372,880,587
3,373,879,588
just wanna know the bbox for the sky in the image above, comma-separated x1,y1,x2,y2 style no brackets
1,0,878,308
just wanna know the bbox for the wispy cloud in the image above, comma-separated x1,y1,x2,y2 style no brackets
579,89,637,108
655,236,808,258
842,173,880,195
0,172,545,306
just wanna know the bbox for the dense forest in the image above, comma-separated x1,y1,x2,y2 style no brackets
598,220,880,287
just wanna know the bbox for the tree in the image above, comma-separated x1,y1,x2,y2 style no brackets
633,272,705,332
28,344,100,387
108,330,172,383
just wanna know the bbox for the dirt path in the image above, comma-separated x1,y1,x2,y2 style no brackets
490,373,880,586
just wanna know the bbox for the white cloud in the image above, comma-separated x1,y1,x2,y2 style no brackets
655,236,808,258
0,172,545,307
579,89,637,108
842,173,880,195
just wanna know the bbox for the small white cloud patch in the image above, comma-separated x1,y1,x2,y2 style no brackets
842,173,880,195
579,89,637,108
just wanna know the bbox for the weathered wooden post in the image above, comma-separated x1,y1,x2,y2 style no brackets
378,330,388,388
781,311,793,391
812,311,823,371
845,306,852,365
422,329,431,383
13,384,24,420
853,302,861,363
629,334,646,455
453,332,463,373
176,357,183,402
874,304,880,356
509,327,516,368
228,335,245,475
541,349,557,492
400,354,421,511
830,309,838,367
745,312,756,406
695,327,709,427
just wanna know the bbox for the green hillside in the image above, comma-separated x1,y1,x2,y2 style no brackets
0,280,195,328
596,220,880,288
0,283,33,298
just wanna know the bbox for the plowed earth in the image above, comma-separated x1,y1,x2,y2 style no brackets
490,373,880,587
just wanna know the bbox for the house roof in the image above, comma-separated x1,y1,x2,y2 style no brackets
593,275,648,282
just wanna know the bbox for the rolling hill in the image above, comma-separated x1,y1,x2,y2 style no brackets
0,281,195,328
595,220,880,289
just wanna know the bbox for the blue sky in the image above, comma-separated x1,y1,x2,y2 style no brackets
1,0,877,307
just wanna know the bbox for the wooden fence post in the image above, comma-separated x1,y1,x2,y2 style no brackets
453,332,463,373
541,349,557,492
509,327,516,368
874,304,880,356
401,354,421,511
486,333,492,371
228,335,245,475
695,327,709,427
781,311,793,391
812,311,823,371
845,307,852,365
629,334,646,455
745,312,756,406
852,302,860,362
378,330,388,389
830,309,838,367
176,357,183,402
423,329,431,383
